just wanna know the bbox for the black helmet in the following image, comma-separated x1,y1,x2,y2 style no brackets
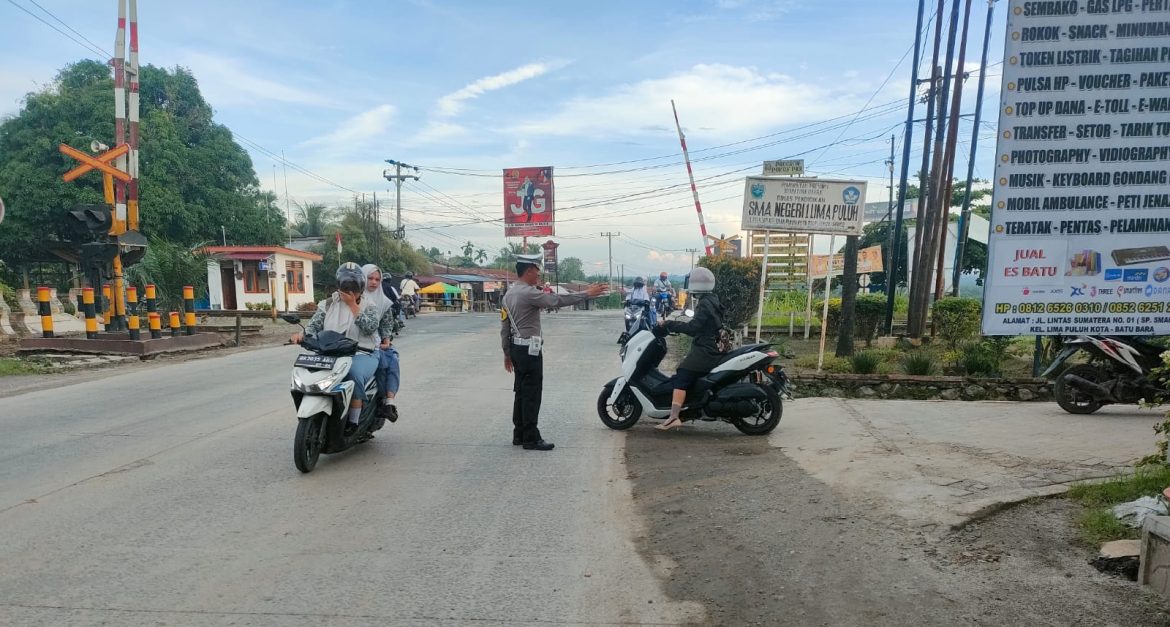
336,262,365,293
405,271,414,279
633,276,645,288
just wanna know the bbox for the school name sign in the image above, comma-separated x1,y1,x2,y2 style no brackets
741,177,866,236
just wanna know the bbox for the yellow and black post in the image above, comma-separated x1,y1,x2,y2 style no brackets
37,286,54,338
101,284,113,331
182,286,196,336
148,312,162,339
82,287,98,339
126,286,140,340
169,311,181,337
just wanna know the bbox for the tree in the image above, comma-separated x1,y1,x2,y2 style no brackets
125,238,212,313
558,257,586,282
0,60,284,268
697,255,761,329
461,240,475,259
291,202,335,238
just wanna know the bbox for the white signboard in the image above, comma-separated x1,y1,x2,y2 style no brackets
742,177,866,236
863,198,918,223
762,159,804,176
981,0,1170,336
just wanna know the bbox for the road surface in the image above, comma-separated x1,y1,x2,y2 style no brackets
0,311,703,626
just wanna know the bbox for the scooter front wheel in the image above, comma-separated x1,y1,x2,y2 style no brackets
597,383,642,430
294,415,324,473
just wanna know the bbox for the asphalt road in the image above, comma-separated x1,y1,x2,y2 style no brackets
0,311,703,626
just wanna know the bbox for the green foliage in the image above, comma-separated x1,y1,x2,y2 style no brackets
296,300,319,313
245,302,273,310
793,354,851,373
310,198,432,299
0,60,284,266
817,294,885,345
901,352,938,376
850,351,882,375
931,297,983,349
1068,465,1170,507
1074,508,1138,546
290,202,336,238
0,357,51,377
125,239,212,313
698,255,761,328
959,337,1013,377
558,257,586,282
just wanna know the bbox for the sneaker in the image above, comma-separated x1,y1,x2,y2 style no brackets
377,403,399,423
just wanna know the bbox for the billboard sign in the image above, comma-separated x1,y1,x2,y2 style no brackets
504,167,554,237
810,245,885,279
981,0,1170,336
541,239,558,273
762,159,804,176
863,198,918,223
742,177,866,235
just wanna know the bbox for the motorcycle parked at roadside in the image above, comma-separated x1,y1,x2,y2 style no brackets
282,315,385,472
598,310,789,435
1042,335,1168,414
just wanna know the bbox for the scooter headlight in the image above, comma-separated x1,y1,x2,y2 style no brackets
292,370,343,393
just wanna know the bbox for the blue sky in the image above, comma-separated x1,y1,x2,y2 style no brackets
1,0,1004,275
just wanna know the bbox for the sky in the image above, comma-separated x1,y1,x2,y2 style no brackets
1,0,1005,277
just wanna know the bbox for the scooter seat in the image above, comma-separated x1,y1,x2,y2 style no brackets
718,343,770,364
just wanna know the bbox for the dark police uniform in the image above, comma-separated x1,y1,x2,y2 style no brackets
501,255,591,447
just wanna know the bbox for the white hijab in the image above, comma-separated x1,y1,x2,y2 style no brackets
361,264,393,319
322,265,375,347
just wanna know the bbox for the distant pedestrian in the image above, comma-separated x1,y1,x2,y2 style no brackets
501,254,607,450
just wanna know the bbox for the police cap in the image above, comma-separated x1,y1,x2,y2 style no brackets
515,253,542,275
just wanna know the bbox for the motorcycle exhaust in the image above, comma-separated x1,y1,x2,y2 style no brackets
1064,374,1115,401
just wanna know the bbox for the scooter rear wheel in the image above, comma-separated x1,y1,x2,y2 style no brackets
294,415,324,473
1054,363,1105,415
732,384,782,436
597,384,642,430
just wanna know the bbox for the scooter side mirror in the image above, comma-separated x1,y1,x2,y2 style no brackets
280,314,301,325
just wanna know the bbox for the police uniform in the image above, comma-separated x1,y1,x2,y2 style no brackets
501,254,592,449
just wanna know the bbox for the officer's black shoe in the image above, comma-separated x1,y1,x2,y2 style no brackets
522,439,555,451
513,438,522,446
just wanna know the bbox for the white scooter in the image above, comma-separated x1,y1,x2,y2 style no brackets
282,315,385,473
597,310,786,435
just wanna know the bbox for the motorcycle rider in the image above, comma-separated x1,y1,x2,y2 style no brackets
626,277,654,325
400,271,421,312
291,263,381,435
382,274,405,325
655,267,724,431
363,264,402,422
653,272,675,308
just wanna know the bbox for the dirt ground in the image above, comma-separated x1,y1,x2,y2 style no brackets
625,424,1170,627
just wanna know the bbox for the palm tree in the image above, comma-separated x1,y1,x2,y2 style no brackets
125,239,214,313
474,248,488,264
291,202,335,238
461,240,475,258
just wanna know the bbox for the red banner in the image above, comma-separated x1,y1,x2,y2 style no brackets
503,166,554,237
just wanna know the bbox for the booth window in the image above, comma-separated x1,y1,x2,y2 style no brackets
286,261,305,294
243,262,269,293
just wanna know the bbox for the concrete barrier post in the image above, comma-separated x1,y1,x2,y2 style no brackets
148,312,162,339
102,284,113,331
169,311,181,337
183,286,196,336
127,286,141,340
82,287,98,339
37,286,53,338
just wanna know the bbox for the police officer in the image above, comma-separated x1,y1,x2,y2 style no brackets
501,254,607,450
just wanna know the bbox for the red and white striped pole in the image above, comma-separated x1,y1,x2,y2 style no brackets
671,100,713,257
127,0,140,232
113,0,128,235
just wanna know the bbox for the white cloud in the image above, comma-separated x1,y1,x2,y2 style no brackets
302,104,397,150
436,62,560,117
408,121,467,145
179,52,341,109
513,64,862,139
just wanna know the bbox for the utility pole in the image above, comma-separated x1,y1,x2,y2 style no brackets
685,248,699,270
884,0,927,336
384,159,419,240
952,0,997,297
884,134,896,295
282,150,292,245
601,232,620,290
935,0,974,302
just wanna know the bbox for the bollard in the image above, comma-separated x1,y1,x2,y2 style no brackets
235,313,242,348
148,312,162,339
145,284,157,318
182,285,196,336
169,311,181,337
82,287,98,339
37,286,54,338
126,286,140,340
102,284,113,330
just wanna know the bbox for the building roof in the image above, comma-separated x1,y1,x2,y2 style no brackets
204,245,323,262
437,274,499,283
428,264,513,280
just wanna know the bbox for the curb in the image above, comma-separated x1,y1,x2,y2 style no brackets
949,471,1134,531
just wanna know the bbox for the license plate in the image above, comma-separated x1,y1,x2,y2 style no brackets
295,354,336,370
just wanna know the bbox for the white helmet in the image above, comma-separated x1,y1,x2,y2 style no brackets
688,267,716,293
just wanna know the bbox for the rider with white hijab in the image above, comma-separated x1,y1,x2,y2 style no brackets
363,264,402,421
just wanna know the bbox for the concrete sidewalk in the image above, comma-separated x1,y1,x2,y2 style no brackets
771,398,1163,530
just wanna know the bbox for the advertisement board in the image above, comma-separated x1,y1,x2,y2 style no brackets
810,245,884,279
742,177,866,235
542,239,558,273
504,167,554,237
763,159,804,176
981,0,1170,336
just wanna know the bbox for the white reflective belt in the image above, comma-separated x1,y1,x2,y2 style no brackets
512,337,533,346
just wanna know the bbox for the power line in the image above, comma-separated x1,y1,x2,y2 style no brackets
6,0,109,59
25,0,110,57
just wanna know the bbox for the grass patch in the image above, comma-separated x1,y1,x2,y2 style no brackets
0,357,50,377
1066,466,1170,546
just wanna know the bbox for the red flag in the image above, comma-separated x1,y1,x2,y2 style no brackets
335,232,342,255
